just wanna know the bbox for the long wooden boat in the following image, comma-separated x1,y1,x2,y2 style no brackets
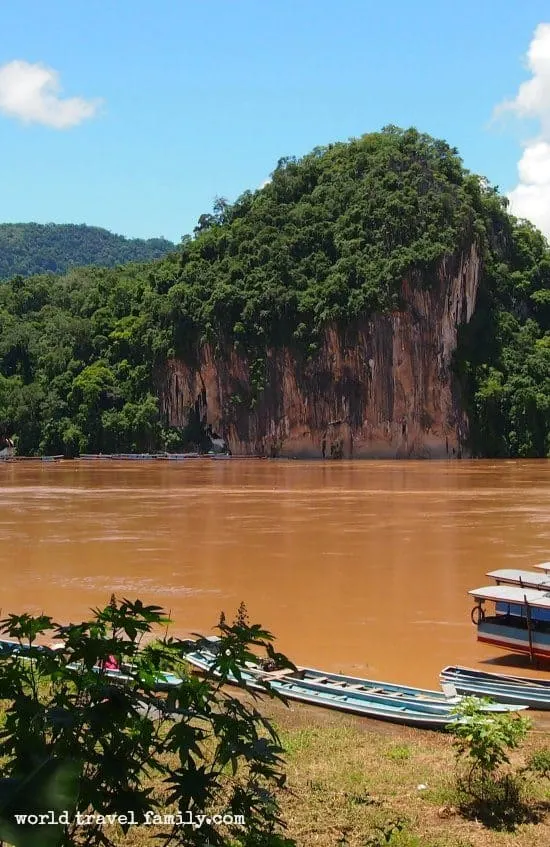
440,665,550,708
469,584,550,660
181,642,525,729
66,662,184,692
0,638,52,656
0,638,25,655
0,639,185,692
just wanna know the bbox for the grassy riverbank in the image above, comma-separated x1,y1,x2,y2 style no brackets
2,682,549,847
264,698,550,847
91,695,550,847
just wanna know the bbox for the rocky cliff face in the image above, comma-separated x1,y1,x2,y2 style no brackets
159,244,480,458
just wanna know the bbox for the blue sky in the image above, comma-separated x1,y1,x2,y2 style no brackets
0,1,549,242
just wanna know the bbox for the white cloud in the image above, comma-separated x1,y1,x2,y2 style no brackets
0,60,101,129
496,24,550,238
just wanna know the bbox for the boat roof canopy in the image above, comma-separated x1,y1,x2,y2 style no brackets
486,569,550,586
535,562,550,573
469,584,550,610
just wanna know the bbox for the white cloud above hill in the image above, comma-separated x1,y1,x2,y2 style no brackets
496,23,550,238
0,60,101,129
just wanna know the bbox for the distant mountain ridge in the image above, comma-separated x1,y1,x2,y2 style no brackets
0,223,176,280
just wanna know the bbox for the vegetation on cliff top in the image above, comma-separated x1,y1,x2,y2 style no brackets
0,127,548,457
0,223,175,280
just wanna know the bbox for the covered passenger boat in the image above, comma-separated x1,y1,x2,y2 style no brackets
469,584,550,660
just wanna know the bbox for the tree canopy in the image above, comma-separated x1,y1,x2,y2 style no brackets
0,127,548,457
0,223,175,280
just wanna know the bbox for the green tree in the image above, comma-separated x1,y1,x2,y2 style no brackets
0,601,294,847
0,223,175,281
0,128,549,457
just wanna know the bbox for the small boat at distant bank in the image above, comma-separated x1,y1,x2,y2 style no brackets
164,452,200,460
0,437,15,460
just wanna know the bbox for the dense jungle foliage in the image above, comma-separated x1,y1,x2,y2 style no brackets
0,223,175,279
0,127,548,457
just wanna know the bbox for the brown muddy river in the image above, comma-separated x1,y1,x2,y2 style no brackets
1,459,549,687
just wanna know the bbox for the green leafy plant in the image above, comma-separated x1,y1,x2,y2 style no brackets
526,747,550,779
0,759,80,847
0,599,295,847
364,815,407,845
448,697,533,829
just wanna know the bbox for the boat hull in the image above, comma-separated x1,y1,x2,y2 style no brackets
0,641,185,692
440,665,550,709
477,618,550,660
182,646,525,729
183,652,456,729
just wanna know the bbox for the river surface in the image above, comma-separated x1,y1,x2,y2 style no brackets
1,459,549,687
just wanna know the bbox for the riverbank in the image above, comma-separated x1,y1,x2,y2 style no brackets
263,697,550,847
107,695,550,846
1,684,549,846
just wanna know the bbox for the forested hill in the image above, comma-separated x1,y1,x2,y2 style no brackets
0,127,549,458
0,223,176,279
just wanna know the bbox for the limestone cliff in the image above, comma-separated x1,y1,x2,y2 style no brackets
159,244,480,458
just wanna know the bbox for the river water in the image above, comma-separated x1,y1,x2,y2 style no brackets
1,459,549,687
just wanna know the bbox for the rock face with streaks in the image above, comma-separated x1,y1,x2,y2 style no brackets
159,244,480,458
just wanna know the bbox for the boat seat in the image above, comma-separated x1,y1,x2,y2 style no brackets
328,681,367,690
441,682,458,698
260,669,296,680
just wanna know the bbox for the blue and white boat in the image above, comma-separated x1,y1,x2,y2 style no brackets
469,584,550,661
181,640,526,730
66,663,185,692
440,665,550,709
0,638,25,655
0,638,53,656
0,639,185,692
